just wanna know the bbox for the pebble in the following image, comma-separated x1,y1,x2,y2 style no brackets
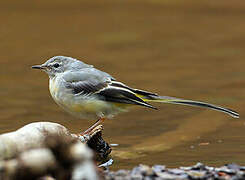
104,162,245,180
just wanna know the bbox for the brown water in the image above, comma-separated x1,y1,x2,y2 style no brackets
0,0,244,170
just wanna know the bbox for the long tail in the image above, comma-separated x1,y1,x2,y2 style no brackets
143,94,239,118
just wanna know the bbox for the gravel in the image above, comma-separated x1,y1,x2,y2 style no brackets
104,163,245,180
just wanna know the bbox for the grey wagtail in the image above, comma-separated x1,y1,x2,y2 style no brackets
32,56,239,133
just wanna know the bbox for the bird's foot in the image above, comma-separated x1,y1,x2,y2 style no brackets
78,124,103,143
80,117,105,136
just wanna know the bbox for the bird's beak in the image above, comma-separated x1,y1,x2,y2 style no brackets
31,64,46,70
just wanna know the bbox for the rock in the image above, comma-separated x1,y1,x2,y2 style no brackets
0,122,111,180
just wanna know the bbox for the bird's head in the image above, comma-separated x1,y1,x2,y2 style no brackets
32,56,92,77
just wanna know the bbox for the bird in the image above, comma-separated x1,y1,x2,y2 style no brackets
32,56,239,134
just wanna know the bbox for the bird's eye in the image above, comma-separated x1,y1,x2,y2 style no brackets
53,63,60,68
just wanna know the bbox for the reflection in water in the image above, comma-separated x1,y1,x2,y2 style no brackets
0,0,244,170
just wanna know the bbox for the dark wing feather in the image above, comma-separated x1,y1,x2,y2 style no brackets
97,85,157,109
66,81,108,95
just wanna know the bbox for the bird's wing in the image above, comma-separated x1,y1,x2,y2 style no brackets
62,70,111,95
62,71,156,109
66,80,108,95
97,82,156,109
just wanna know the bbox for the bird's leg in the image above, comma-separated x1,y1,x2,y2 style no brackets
80,117,105,136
